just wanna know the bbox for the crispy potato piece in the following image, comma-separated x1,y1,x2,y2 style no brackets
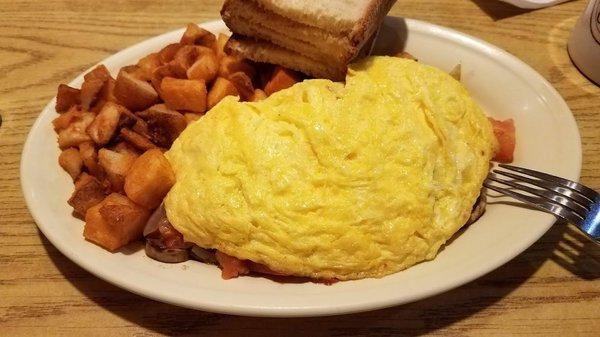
114,70,159,111
80,65,112,110
121,65,152,82
132,117,151,138
228,71,254,100
68,173,109,218
150,65,175,96
93,77,118,114
120,128,157,151
218,55,256,79
84,193,150,251
86,102,127,145
56,84,81,113
79,141,102,176
168,45,213,78
139,104,187,148
159,43,182,64
58,112,95,149
264,66,300,96
136,52,162,81
59,148,83,180
186,51,218,82
207,77,239,109
117,108,137,129
180,23,216,48
53,105,84,131
98,148,137,192
214,33,229,60
160,77,207,113
249,89,267,102
84,64,111,82
168,45,198,78
184,113,201,125
124,149,175,209
80,78,105,111
113,141,141,158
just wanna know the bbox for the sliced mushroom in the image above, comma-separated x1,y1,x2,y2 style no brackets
145,240,189,263
190,246,218,265
466,193,486,225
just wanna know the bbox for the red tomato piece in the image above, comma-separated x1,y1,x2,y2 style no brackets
489,118,516,163
215,251,250,279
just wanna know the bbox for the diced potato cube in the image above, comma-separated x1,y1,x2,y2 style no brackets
80,65,112,110
136,52,163,81
86,102,127,145
56,84,81,113
59,148,83,180
159,43,182,64
186,51,218,83
168,45,213,78
53,105,83,132
180,23,216,48
114,70,159,111
83,193,150,251
214,33,230,60
79,141,103,177
124,149,175,209
249,89,267,102
68,173,109,218
80,78,105,110
57,112,95,149
207,77,239,109
264,66,300,96
113,141,141,158
139,104,187,148
160,77,207,113
150,65,175,96
84,64,111,82
119,128,157,151
218,55,256,79
98,148,137,192
184,113,201,125
228,71,254,100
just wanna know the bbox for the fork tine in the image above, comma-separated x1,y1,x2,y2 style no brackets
492,169,593,209
499,164,598,200
487,174,589,217
483,181,585,225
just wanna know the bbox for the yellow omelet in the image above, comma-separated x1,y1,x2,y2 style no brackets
164,56,497,280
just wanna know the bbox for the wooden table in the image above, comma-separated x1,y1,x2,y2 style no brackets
1,0,599,335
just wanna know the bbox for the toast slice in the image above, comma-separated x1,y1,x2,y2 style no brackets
221,0,395,80
226,29,379,81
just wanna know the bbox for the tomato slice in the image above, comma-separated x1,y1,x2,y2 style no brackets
215,251,250,279
489,118,515,163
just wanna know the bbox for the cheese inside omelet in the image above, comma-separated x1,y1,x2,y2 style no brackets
164,57,497,280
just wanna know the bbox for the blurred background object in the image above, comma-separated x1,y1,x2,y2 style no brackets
568,0,600,85
500,0,571,9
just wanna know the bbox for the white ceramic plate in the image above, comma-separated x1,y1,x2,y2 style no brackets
21,18,581,317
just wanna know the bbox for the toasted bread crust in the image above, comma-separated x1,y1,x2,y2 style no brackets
348,0,396,55
222,0,352,63
226,35,347,80
221,0,395,80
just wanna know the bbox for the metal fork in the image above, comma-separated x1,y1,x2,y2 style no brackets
484,164,600,243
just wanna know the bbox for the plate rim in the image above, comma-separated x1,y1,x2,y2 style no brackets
20,17,582,317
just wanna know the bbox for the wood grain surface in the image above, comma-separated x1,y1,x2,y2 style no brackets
1,0,599,336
